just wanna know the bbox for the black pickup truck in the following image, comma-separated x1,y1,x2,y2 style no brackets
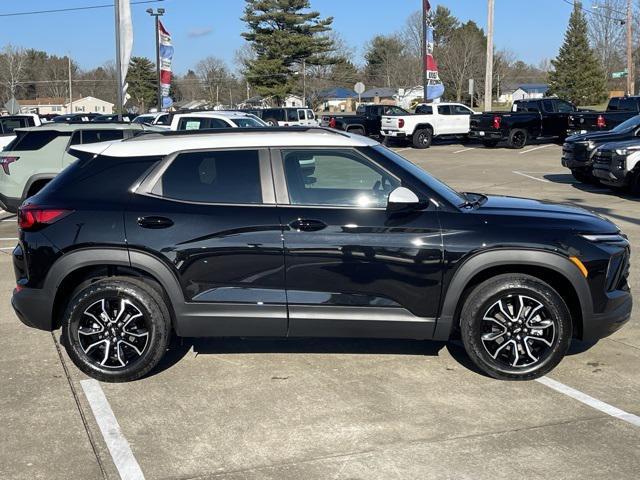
469,98,578,148
321,104,408,137
568,96,640,134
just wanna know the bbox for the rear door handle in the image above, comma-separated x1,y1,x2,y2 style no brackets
289,219,327,232
138,216,174,229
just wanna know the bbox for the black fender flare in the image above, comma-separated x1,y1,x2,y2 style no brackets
432,249,593,340
413,123,434,135
45,247,185,328
345,123,366,133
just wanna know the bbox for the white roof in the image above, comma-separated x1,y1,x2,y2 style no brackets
70,129,378,158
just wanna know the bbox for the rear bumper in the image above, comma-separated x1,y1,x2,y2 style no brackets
581,291,632,341
468,130,503,140
381,129,406,138
12,286,55,331
0,193,21,213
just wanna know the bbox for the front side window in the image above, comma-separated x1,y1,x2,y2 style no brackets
0,117,28,133
438,105,453,115
286,109,299,121
282,149,400,208
556,100,575,113
178,117,229,130
159,150,262,204
156,114,171,125
231,117,265,128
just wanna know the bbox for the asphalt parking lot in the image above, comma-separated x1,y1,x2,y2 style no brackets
2,141,639,480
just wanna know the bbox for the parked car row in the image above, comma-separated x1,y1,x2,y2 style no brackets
562,114,640,195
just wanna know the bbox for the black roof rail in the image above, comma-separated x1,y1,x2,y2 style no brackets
127,126,352,140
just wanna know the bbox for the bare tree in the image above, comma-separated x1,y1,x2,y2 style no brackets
0,45,27,102
589,0,626,78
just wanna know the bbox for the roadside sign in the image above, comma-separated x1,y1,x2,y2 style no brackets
354,82,365,94
4,97,19,114
612,70,627,79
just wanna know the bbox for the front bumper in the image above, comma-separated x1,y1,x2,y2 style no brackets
592,151,630,187
582,290,632,341
12,286,55,331
0,192,21,213
561,142,595,170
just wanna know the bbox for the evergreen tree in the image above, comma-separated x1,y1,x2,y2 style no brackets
126,56,157,112
241,0,336,104
548,1,607,105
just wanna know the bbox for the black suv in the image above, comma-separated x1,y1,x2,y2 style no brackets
11,128,632,382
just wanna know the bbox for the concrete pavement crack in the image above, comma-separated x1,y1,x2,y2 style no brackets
51,332,109,480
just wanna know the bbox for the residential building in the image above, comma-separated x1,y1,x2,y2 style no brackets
68,96,114,114
317,87,358,112
498,83,549,103
18,96,114,115
359,87,397,105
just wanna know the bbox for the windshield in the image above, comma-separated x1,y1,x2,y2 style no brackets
371,145,466,207
232,117,267,128
612,114,640,133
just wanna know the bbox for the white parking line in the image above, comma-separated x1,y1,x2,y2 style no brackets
537,376,640,427
0,237,18,241
512,171,550,183
453,147,475,154
0,247,14,250
80,379,146,480
519,144,555,155
392,147,411,153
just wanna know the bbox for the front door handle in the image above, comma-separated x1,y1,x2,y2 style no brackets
289,219,327,232
138,216,174,229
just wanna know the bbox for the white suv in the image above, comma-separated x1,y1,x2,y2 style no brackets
170,111,268,131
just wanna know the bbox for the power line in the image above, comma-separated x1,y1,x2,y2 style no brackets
0,0,164,18
560,0,626,23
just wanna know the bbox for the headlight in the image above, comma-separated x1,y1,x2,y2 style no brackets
615,148,629,155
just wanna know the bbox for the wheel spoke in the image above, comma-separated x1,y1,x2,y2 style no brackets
82,338,107,355
115,342,126,367
511,341,520,367
482,330,506,342
99,340,111,366
498,298,515,322
491,338,515,359
524,335,553,347
523,339,538,363
120,339,144,356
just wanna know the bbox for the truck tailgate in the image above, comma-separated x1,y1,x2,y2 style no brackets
470,113,499,132
381,115,402,129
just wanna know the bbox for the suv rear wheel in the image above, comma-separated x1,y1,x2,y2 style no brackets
62,277,171,382
460,274,572,380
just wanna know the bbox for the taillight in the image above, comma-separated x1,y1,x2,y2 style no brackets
492,115,501,129
329,117,336,128
597,115,606,129
0,156,19,175
18,206,72,231
398,118,405,128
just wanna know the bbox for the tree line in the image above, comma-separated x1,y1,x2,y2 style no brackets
0,0,637,112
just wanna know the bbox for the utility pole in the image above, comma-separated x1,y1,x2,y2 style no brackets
67,55,73,114
484,0,495,111
147,8,165,112
626,0,634,95
422,1,428,102
302,59,306,107
114,0,123,120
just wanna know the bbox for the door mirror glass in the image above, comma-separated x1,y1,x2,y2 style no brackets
387,186,421,212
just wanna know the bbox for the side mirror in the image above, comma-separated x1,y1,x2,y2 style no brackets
387,186,422,212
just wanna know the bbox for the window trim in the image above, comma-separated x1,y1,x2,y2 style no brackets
270,146,401,210
134,147,276,206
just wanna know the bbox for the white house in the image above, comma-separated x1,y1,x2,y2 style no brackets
67,96,114,114
284,94,304,108
18,96,114,115
498,84,549,103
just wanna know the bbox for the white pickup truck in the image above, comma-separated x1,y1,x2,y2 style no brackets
0,114,42,150
380,102,476,148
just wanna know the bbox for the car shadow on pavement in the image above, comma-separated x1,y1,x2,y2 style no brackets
150,337,448,377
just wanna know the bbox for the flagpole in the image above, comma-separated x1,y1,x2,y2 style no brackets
114,0,124,121
422,0,428,102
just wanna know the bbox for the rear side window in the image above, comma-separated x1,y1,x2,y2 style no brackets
264,109,284,121
231,117,264,128
0,117,29,134
156,114,171,125
542,100,555,112
618,97,636,111
438,105,453,115
7,130,61,151
178,117,230,130
452,105,472,115
608,98,620,111
159,150,262,204
286,110,299,121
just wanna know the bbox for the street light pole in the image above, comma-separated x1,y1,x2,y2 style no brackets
484,0,495,111
147,8,165,112
626,0,634,95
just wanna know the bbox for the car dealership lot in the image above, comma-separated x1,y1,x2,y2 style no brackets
2,142,640,480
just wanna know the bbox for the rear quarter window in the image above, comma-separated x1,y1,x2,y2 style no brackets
6,130,63,151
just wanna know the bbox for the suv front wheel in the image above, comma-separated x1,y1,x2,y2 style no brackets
460,274,572,380
62,277,171,382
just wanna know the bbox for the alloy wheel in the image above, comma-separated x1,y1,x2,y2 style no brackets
77,297,150,369
480,294,556,368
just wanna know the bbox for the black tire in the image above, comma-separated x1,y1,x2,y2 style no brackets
507,129,528,149
349,127,366,136
571,169,599,185
264,118,278,127
62,277,171,382
482,140,499,148
628,170,640,196
412,128,433,149
460,274,572,381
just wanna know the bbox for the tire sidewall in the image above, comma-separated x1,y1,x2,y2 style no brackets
62,279,169,382
461,276,572,380
413,128,432,149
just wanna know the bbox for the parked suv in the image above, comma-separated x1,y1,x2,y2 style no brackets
0,123,159,212
592,140,640,194
12,127,631,382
